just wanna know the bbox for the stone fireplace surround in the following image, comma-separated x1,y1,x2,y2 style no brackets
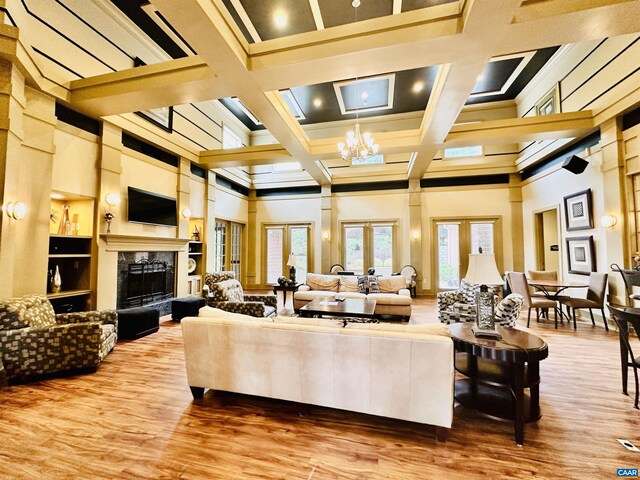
97,235,191,313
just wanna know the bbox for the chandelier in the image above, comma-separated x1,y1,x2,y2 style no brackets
337,0,379,164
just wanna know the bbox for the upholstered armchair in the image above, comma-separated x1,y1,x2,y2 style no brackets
202,272,277,318
0,294,117,385
438,280,502,324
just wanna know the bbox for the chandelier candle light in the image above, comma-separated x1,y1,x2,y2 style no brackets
337,0,379,163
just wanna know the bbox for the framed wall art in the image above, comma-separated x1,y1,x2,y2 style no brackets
133,57,174,133
566,236,596,275
563,189,593,231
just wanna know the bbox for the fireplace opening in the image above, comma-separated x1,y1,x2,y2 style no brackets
117,252,175,310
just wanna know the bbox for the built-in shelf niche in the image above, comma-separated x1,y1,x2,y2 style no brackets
47,192,95,313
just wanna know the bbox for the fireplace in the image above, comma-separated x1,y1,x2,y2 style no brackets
117,252,175,309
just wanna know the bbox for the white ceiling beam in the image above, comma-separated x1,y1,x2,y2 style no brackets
309,0,325,30
393,0,402,15
200,144,292,168
151,0,331,185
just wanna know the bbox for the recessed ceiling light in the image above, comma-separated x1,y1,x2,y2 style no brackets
361,91,369,100
313,98,322,108
412,81,424,93
274,11,287,29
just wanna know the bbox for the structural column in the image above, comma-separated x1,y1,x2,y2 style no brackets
509,173,524,272
95,122,123,309
320,185,332,274
600,117,627,304
246,189,258,287
175,157,191,297
204,170,216,273
408,179,423,293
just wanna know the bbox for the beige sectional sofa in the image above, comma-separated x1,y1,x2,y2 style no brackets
181,307,454,439
294,273,412,319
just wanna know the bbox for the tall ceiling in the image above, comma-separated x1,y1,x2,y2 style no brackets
48,0,640,185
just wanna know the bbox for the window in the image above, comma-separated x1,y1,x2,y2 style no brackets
213,220,244,279
263,224,311,284
223,126,243,149
273,162,301,172
443,146,483,159
342,222,396,275
433,218,501,290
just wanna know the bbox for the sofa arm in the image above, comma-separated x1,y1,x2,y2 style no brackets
398,289,411,297
436,290,463,310
209,301,268,317
56,310,118,334
298,284,311,292
0,323,103,380
0,358,7,387
244,294,277,308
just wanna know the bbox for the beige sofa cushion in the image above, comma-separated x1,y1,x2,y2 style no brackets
274,316,344,328
345,322,450,337
366,293,412,306
377,276,407,293
338,276,359,292
306,273,340,292
199,306,273,323
294,290,336,302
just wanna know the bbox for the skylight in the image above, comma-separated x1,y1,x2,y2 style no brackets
444,146,483,159
352,154,384,166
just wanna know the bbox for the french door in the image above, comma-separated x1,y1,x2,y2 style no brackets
213,220,243,280
434,218,501,290
264,224,311,285
342,222,396,275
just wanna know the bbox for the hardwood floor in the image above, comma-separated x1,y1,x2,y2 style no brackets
1,298,639,479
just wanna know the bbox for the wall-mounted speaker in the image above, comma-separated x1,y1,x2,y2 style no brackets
562,155,589,174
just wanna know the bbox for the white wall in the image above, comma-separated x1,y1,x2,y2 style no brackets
522,149,605,285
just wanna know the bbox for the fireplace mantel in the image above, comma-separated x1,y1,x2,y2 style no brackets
100,234,190,252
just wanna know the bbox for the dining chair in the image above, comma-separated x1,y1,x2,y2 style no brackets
329,264,345,274
608,304,640,408
558,272,609,331
611,264,640,306
506,272,558,328
528,269,559,318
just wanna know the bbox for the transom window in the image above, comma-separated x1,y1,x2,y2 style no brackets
443,145,483,159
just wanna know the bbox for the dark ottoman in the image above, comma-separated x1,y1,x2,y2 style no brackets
116,307,160,340
172,297,206,322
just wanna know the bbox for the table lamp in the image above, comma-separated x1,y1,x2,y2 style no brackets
464,252,504,338
287,253,297,283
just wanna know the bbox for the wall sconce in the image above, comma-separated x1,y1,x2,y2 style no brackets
601,214,617,229
182,208,192,219
105,193,120,207
322,231,330,241
411,230,420,240
3,201,26,220
104,193,120,234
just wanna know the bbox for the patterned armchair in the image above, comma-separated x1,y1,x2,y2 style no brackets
0,294,117,385
438,280,502,324
203,272,277,318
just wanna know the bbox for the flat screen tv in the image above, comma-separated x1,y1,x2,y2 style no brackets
127,187,177,227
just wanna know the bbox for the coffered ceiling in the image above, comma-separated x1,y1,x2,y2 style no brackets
37,0,640,185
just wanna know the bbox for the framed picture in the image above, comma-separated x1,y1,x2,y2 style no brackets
563,189,593,231
566,236,596,275
133,57,173,132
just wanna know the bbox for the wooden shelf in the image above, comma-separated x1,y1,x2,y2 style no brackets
49,254,92,259
47,289,91,300
189,241,203,244
50,234,93,240
188,252,203,256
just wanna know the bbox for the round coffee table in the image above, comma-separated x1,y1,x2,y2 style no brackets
448,323,549,445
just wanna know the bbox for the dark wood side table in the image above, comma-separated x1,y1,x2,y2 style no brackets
272,283,301,307
448,323,549,445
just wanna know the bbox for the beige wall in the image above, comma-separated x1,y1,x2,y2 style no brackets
421,186,513,292
542,209,560,273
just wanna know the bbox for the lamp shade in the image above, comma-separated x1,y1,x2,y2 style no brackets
287,253,297,267
464,253,503,285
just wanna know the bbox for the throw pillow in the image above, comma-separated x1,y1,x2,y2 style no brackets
20,295,56,329
357,275,380,293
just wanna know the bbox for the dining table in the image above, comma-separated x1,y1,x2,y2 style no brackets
527,278,589,325
606,303,640,408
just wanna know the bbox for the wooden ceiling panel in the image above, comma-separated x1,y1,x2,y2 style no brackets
401,0,459,13
319,0,393,28
237,0,317,41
